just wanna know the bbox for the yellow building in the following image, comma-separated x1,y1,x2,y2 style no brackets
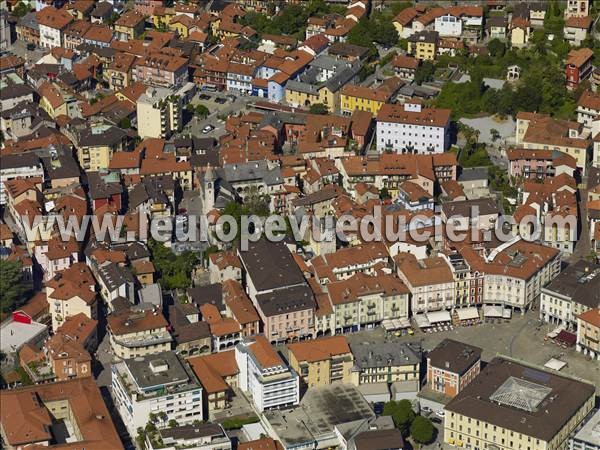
408,30,438,61
285,81,338,112
114,10,146,41
340,78,403,116
169,14,196,38
444,357,596,450
287,336,354,388
510,18,531,47
577,308,600,360
516,112,590,173
152,8,175,29
104,52,137,90
107,309,173,359
74,124,128,172
38,81,69,118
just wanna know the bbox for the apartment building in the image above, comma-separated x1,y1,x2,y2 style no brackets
114,9,145,40
0,153,44,206
72,123,129,171
107,307,173,359
407,30,438,60
311,242,390,283
507,149,576,180
565,0,590,19
576,308,600,360
37,6,73,48
46,262,97,332
540,260,599,331
112,351,203,436
565,48,594,91
188,351,239,414
515,112,590,174
133,51,189,88
376,102,451,154
340,77,403,116
569,408,600,450
136,86,183,139
287,335,354,388
0,378,122,449
238,240,316,343
350,341,421,386
427,339,482,398
147,423,232,450
235,335,300,412
576,90,600,132
326,273,410,333
444,357,596,450
564,16,593,46
460,240,561,313
396,253,455,313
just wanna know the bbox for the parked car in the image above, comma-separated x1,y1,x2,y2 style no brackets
202,124,215,134
431,417,442,424
215,97,227,104
421,406,432,416
435,410,445,418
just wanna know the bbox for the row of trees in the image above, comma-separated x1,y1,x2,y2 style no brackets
0,259,29,316
239,0,345,39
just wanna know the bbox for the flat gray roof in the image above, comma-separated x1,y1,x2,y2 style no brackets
571,409,600,446
0,320,48,353
123,351,195,392
264,384,375,448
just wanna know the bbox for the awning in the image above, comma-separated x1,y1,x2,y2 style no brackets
555,330,576,346
414,314,431,329
544,358,567,371
426,310,451,324
547,326,564,339
483,305,503,318
456,307,479,321
381,318,411,330
502,308,512,319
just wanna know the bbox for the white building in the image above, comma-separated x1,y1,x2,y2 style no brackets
0,153,44,205
37,6,72,49
435,14,462,37
226,63,254,95
376,103,451,154
111,352,203,436
235,335,300,412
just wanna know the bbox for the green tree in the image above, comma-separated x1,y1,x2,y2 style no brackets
414,61,435,85
119,117,131,129
0,259,27,313
168,419,179,428
309,103,329,115
391,2,412,16
487,39,506,58
410,416,435,444
195,104,210,118
379,187,391,200
383,400,415,434
12,1,30,17
148,239,198,290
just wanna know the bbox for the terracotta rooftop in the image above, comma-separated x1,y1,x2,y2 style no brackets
288,335,351,363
